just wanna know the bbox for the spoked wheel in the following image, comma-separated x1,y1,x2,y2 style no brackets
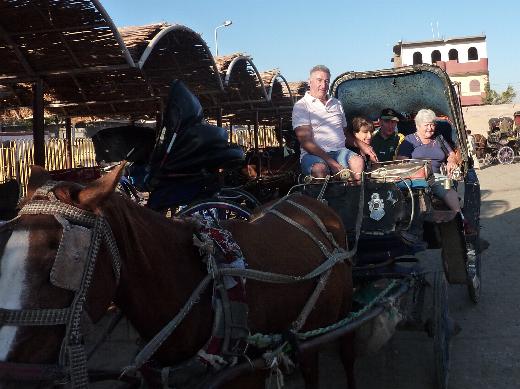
176,200,252,221
432,271,451,389
466,231,482,303
215,188,261,211
483,152,494,165
497,146,514,164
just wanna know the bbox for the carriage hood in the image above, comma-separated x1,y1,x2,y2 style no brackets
330,65,469,158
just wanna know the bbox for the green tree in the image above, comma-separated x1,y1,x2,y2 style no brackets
496,85,516,104
483,82,516,104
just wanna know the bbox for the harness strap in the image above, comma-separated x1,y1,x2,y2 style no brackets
19,200,121,285
20,200,97,227
267,209,332,257
217,253,348,283
285,199,342,250
291,270,332,332
68,343,89,388
0,307,70,326
123,274,214,375
12,184,123,389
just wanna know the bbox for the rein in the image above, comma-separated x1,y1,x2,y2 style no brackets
0,181,121,387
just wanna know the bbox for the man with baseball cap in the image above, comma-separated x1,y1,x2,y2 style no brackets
371,108,404,162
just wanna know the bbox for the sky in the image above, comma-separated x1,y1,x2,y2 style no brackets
101,0,520,94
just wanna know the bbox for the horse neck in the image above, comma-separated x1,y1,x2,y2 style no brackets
99,196,211,341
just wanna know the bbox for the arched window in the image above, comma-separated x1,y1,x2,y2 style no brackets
413,51,423,65
468,47,478,60
431,50,441,63
469,79,481,92
448,49,458,61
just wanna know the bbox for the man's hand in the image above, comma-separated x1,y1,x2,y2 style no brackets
328,159,344,174
357,141,378,162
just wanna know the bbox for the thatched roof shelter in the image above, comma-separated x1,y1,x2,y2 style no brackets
0,0,306,126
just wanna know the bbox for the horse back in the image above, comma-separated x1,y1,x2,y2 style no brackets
221,194,352,334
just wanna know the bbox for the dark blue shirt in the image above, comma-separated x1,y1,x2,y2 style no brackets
398,134,452,173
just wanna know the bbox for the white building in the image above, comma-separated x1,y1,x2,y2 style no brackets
392,35,488,106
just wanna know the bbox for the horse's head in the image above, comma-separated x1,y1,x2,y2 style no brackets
0,164,125,387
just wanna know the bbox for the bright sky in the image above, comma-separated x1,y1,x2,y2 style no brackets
101,0,520,94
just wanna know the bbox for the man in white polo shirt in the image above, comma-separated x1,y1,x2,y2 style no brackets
292,65,376,178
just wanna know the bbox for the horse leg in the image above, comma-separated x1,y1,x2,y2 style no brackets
226,371,267,389
299,350,320,389
339,332,356,389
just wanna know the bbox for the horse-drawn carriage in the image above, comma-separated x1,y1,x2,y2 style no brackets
0,65,480,389
90,79,298,221
473,116,520,165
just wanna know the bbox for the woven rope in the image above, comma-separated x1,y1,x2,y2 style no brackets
0,307,70,326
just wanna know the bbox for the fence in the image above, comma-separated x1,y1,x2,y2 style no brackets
0,138,97,196
229,126,281,149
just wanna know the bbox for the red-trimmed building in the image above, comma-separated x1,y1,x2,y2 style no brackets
392,35,488,106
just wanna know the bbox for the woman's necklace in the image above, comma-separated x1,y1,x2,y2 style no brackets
415,133,433,146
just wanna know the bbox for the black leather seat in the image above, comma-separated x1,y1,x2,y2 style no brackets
147,80,245,187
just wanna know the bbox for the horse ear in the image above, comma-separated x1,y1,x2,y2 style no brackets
26,165,51,198
77,162,126,211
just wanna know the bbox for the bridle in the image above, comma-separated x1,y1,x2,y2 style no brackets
0,181,121,388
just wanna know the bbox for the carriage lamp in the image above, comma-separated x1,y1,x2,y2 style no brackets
214,20,232,57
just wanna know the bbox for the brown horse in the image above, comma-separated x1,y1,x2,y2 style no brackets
473,134,487,159
0,164,354,388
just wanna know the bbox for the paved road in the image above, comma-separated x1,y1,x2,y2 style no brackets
287,162,520,389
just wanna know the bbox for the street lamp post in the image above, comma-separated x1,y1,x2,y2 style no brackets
214,20,232,57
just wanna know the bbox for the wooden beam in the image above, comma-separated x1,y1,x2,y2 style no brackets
32,79,45,167
65,118,73,169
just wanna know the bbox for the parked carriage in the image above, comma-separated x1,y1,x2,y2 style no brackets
90,79,299,220
474,116,520,165
284,64,481,389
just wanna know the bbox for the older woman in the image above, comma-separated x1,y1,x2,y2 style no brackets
397,108,474,233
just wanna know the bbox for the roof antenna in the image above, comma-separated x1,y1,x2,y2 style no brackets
436,21,440,38
430,22,435,39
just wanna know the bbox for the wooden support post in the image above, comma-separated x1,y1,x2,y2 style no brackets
278,117,284,148
254,111,261,177
253,112,259,153
32,79,45,167
217,107,223,128
229,120,233,144
65,117,73,168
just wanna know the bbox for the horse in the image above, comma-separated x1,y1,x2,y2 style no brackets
473,134,487,160
0,164,355,389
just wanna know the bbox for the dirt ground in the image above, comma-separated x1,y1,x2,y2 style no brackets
87,162,520,389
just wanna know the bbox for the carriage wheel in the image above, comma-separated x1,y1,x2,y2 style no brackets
176,200,252,221
483,152,494,165
466,231,482,304
497,146,514,164
432,270,450,389
215,188,261,211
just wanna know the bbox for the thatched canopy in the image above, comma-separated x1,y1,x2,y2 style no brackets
0,0,306,126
